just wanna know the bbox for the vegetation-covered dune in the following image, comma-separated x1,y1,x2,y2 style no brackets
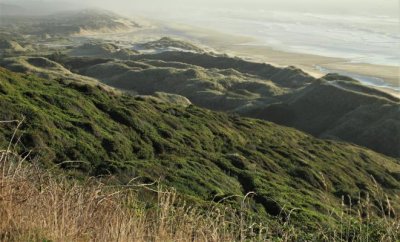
135,37,206,53
0,9,140,37
0,56,114,92
50,51,400,158
245,79,400,157
1,68,399,236
0,39,26,53
69,42,139,59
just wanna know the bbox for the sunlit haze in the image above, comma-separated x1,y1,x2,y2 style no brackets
2,0,399,17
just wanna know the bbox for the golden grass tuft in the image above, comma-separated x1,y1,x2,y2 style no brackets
0,152,253,241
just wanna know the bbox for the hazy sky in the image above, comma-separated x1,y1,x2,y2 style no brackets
3,0,399,17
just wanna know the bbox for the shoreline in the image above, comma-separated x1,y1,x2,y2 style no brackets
161,23,399,97
76,21,400,99
229,46,400,99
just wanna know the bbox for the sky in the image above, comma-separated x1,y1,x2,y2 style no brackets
111,0,399,15
2,0,399,18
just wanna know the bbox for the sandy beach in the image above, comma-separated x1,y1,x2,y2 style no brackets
162,23,399,98
80,21,400,99
226,44,400,98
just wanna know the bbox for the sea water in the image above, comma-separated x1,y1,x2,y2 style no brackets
166,8,399,67
131,5,399,90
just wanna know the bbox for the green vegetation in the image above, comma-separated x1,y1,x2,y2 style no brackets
0,9,139,37
136,37,205,53
69,42,139,59
1,68,399,235
0,10,140,61
51,51,400,157
0,56,115,92
247,80,400,158
0,39,27,55
1,146,399,242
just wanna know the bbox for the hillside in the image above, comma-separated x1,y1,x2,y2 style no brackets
0,3,27,16
0,56,114,92
135,37,205,53
0,68,399,234
50,51,400,158
245,80,400,157
69,42,139,59
0,39,26,52
0,9,140,37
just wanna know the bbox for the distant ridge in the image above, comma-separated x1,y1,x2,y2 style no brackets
0,8,140,36
0,3,27,16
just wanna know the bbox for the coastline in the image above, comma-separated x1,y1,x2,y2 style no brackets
78,21,400,99
163,23,399,98
227,46,400,99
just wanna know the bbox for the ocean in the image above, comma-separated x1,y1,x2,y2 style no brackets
152,8,400,67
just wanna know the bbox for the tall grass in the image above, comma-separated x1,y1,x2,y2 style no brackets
0,120,272,241
0,120,399,241
0,150,262,241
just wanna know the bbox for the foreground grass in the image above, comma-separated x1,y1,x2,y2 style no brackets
1,144,399,241
0,149,255,241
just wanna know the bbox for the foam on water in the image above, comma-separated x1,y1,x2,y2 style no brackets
316,65,400,92
158,8,400,67
132,7,399,91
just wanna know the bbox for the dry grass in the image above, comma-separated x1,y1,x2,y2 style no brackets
0,151,260,242
0,120,399,241
0,121,273,242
